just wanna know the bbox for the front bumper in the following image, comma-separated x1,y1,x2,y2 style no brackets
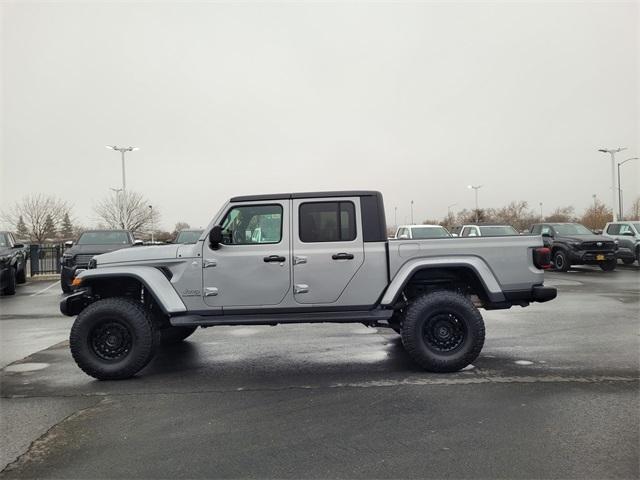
567,250,616,265
60,289,91,316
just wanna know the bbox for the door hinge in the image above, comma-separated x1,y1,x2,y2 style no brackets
294,284,309,294
204,287,219,297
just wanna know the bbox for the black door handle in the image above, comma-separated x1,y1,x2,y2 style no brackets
332,253,354,260
264,255,286,263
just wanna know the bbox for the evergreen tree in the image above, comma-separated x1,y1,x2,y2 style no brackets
43,214,56,240
16,215,29,240
60,212,74,239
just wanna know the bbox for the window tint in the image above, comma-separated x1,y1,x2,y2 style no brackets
540,225,552,236
531,225,541,234
77,231,131,245
220,204,282,245
619,224,633,235
0,233,8,248
479,225,519,236
606,224,620,234
299,201,356,243
411,226,450,239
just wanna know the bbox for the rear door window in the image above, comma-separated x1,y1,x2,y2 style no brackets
299,202,356,243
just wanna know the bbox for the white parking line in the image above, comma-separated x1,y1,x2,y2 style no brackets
29,281,60,297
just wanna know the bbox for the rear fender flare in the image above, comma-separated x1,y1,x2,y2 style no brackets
380,256,505,306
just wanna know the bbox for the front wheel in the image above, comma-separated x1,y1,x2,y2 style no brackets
599,260,617,271
70,297,159,380
553,250,570,272
3,267,16,295
16,264,26,284
400,291,485,373
622,258,635,265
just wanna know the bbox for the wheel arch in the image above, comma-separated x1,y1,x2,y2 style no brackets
380,257,505,307
74,267,187,315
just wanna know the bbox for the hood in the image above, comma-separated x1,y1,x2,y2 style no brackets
96,244,180,265
66,244,129,256
560,234,613,243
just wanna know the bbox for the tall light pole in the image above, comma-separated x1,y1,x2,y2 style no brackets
618,157,638,219
598,147,627,221
467,185,483,223
539,202,543,221
394,206,398,227
106,145,138,192
410,200,414,224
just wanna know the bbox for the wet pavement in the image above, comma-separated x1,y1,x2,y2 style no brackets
0,266,638,478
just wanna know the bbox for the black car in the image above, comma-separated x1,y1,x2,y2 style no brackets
530,223,618,272
61,230,141,292
0,231,27,295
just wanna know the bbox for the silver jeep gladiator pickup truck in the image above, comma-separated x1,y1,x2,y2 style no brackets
61,191,556,380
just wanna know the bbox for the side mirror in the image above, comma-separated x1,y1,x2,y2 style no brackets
133,240,144,246
209,225,223,249
541,232,552,238
64,240,74,247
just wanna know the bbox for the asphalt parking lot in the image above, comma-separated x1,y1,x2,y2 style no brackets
1,266,638,479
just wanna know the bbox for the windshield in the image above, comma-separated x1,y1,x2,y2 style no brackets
633,223,640,233
175,230,203,244
411,226,450,239
77,231,131,245
552,224,593,235
479,226,519,236
0,234,8,248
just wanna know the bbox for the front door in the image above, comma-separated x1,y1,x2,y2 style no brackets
291,197,364,304
202,201,291,307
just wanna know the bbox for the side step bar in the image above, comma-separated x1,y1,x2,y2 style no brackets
170,309,394,327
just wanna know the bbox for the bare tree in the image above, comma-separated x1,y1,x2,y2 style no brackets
1,194,72,242
94,190,160,235
624,196,640,221
172,221,191,236
580,199,612,230
544,206,576,223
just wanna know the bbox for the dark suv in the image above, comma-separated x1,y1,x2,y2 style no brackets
530,223,617,272
0,231,27,295
61,230,140,292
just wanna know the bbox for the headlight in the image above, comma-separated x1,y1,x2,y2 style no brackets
569,241,582,249
0,255,11,264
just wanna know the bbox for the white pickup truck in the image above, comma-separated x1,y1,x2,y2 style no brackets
61,191,556,380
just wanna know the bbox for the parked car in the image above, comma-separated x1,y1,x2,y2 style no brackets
394,224,451,239
530,222,618,272
174,229,204,244
60,230,142,293
458,224,520,237
603,221,640,265
0,231,27,295
61,190,556,380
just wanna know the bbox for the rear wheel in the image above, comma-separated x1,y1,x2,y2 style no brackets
599,259,617,271
70,297,159,380
553,250,570,272
3,267,16,295
160,326,197,345
622,258,635,265
400,291,485,373
16,264,26,284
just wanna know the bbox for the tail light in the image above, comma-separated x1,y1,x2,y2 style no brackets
533,247,551,270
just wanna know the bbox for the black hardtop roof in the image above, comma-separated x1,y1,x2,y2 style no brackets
230,190,382,202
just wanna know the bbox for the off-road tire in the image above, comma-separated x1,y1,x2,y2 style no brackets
622,258,635,265
160,326,197,345
16,264,26,284
553,250,570,272
599,259,617,271
400,291,485,373
70,297,159,380
3,267,16,295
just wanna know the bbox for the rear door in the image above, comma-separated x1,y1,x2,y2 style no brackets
202,201,291,307
291,197,364,304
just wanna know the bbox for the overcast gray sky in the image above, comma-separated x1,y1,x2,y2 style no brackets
1,0,638,230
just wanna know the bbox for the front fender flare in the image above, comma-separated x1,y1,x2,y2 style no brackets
380,256,505,306
75,266,187,314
